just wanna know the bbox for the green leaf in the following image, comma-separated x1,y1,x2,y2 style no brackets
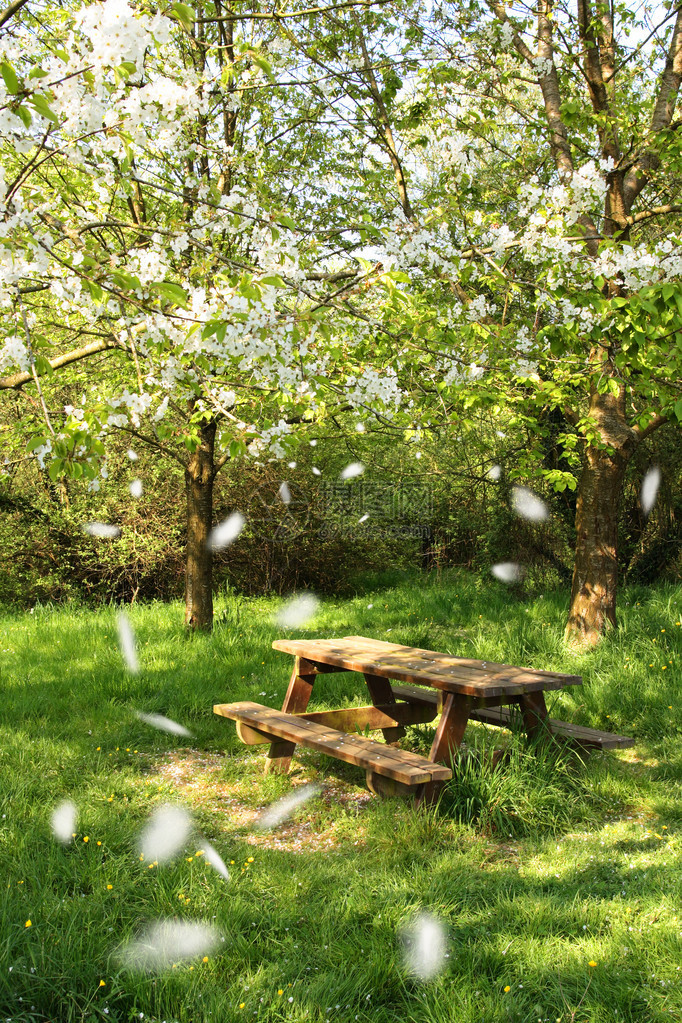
26,435,49,453
675,398,682,423
1,61,19,94
260,275,286,287
154,282,189,307
251,53,275,81
48,458,64,482
16,105,32,128
277,215,297,230
28,92,59,123
171,2,195,30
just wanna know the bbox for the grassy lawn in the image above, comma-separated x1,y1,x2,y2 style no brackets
1,570,682,1023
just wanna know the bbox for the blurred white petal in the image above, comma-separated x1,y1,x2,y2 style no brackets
274,594,320,628
117,613,139,673
51,800,77,844
137,712,192,738
487,465,502,481
139,804,192,864
401,913,447,981
510,486,548,522
358,513,369,523
340,462,364,479
202,839,230,880
118,919,220,973
127,449,138,461
641,466,661,517
255,784,322,830
129,479,143,498
208,512,245,551
83,522,121,538
278,482,291,505
491,562,523,583
312,467,321,476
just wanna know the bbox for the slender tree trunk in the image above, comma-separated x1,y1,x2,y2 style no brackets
564,387,637,647
184,419,216,631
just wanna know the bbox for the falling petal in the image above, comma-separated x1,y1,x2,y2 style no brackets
312,467,321,476
641,466,661,517
127,449,138,461
118,919,220,973
288,461,297,468
355,423,366,433
129,479,143,498
202,839,230,880
137,712,192,738
491,562,523,583
340,462,364,480
510,486,548,522
51,800,77,844
487,465,502,481
278,482,291,505
83,522,121,539
208,512,245,550
495,430,506,439
139,805,192,864
274,593,320,628
255,784,322,830
358,513,369,523
309,440,317,447
401,913,447,981
117,613,139,673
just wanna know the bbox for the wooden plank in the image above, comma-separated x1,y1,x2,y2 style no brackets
214,702,452,785
363,672,406,743
468,706,635,749
265,656,316,775
234,702,438,745
518,690,551,742
418,692,472,806
272,637,582,698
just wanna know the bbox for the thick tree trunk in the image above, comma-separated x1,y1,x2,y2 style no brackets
565,389,637,647
184,419,217,631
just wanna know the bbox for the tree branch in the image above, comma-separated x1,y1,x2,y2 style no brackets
0,337,121,390
624,7,682,210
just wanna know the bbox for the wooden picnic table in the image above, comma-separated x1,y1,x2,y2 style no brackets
214,635,633,805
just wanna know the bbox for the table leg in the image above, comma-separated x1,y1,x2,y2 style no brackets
517,690,552,743
363,673,406,743
265,657,317,775
418,693,471,806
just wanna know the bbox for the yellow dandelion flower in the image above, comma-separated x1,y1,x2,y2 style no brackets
503,985,511,993
96,747,101,751
24,919,31,928
203,956,209,963
83,836,89,843
278,989,284,996
97,841,102,846
588,961,597,968
247,856,254,863
239,1003,245,1009
186,857,193,862
99,980,106,987
106,884,113,890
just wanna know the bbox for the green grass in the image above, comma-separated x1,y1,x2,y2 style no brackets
1,570,682,1022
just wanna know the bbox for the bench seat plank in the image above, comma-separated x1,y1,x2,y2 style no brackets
389,684,634,749
214,701,452,785
468,706,634,748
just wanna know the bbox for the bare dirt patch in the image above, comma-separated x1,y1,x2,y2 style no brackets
150,749,373,854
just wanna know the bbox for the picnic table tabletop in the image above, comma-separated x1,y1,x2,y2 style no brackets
272,635,582,699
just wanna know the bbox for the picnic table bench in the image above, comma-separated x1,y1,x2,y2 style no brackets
214,636,634,804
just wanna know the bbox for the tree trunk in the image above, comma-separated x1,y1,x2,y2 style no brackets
564,388,637,647
184,419,216,631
